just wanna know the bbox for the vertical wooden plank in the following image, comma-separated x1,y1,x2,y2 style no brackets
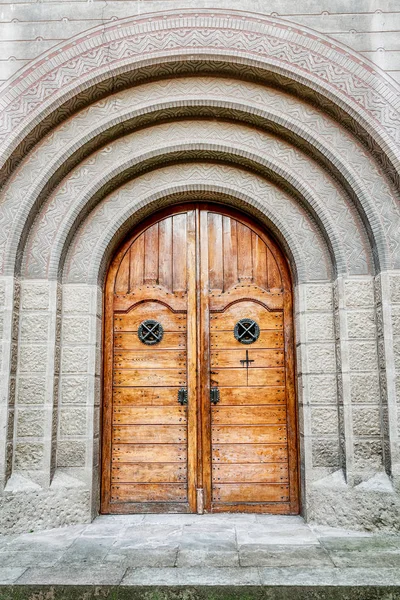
252,232,268,290
172,213,187,292
159,217,173,291
130,234,144,290
200,208,212,512
237,222,253,282
144,223,159,284
267,249,283,289
222,216,238,290
186,209,198,514
208,212,223,291
114,250,130,294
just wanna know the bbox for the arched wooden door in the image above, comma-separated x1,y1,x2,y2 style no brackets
101,205,299,514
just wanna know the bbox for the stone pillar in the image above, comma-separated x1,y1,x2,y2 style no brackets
12,280,60,488
59,283,101,515
339,276,384,485
295,281,340,514
0,276,16,491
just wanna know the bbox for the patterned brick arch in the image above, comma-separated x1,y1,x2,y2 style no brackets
0,9,399,188
62,163,331,285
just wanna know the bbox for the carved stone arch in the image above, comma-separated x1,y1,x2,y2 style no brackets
0,10,399,189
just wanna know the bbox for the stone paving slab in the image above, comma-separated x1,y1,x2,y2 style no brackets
0,514,400,597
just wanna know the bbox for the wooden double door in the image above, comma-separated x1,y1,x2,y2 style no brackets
101,205,298,514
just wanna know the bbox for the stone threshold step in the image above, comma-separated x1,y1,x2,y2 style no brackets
1,587,400,599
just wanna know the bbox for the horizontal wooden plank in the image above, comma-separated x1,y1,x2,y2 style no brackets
114,302,186,332
115,332,186,350
213,444,287,464
215,387,286,405
113,425,187,444
211,368,285,387
113,369,186,387
212,406,286,425
212,425,287,444
113,444,186,463
213,483,289,503
114,288,187,313
210,303,283,331
211,349,284,368
114,349,186,369
113,406,187,425
112,463,187,483
211,502,291,514
212,463,288,483
111,483,187,502
113,387,183,406
209,286,284,311
210,330,283,349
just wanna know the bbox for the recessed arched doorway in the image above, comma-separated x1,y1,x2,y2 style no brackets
101,204,299,515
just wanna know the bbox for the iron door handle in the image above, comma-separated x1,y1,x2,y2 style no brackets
178,388,188,405
210,387,220,405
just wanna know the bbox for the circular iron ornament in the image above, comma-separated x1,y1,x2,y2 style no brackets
234,318,260,345
138,320,164,345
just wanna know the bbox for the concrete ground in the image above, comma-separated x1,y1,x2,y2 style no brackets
1,514,400,598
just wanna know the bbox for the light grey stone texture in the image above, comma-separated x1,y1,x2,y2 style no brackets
0,568,27,584
59,408,87,437
305,313,335,341
18,345,47,373
56,441,86,467
239,544,333,567
307,374,338,404
62,316,91,344
347,310,376,339
19,314,49,342
306,344,336,373
60,376,89,404
20,282,50,311
311,408,339,436
16,408,45,437
61,347,90,374
348,341,379,372
14,442,44,470
350,373,380,404
344,279,375,308
16,375,46,405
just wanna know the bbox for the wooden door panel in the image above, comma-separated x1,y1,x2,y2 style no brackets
113,369,187,387
111,483,187,502
212,444,288,463
212,406,286,425
210,330,283,349
212,463,288,483
114,304,186,332
213,483,289,503
113,425,187,444
210,304,283,330
113,387,182,406
113,443,186,463
211,368,285,387
115,332,186,350
114,350,186,369
113,406,187,425
112,463,187,483
212,425,287,444
211,349,284,368
215,387,286,405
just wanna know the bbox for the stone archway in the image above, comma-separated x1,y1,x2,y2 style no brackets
0,10,399,534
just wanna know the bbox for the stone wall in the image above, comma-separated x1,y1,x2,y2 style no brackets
0,7,399,533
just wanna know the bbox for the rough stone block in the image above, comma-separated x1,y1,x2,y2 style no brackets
20,314,49,342
393,336,400,369
306,343,336,373
305,313,334,341
16,408,45,437
350,372,380,404
63,316,91,344
21,283,49,310
63,286,92,314
344,279,374,308
347,310,376,339
0,281,5,307
352,407,382,436
353,439,383,469
57,441,86,467
311,408,339,435
348,341,378,372
305,284,333,311
61,347,89,374
59,408,87,436
19,345,48,372
14,442,44,469
60,376,89,404
311,439,340,468
307,374,337,404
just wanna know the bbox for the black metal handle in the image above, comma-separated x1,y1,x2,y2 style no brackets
178,388,188,405
210,387,220,405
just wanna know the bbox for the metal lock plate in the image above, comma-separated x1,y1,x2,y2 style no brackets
234,318,260,344
138,319,164,345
